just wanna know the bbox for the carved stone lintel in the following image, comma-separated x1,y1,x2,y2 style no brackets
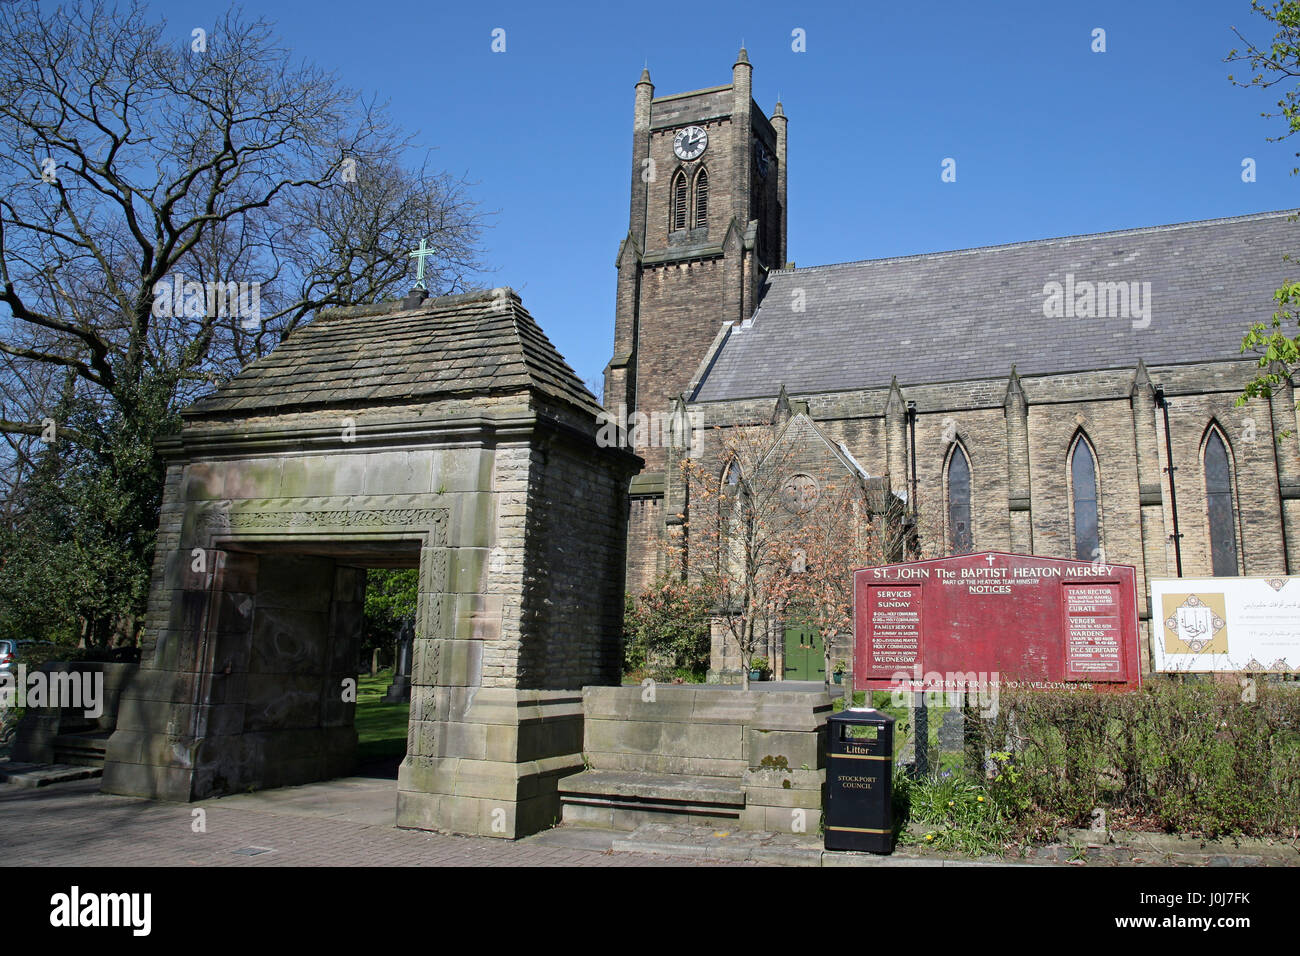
197,506,448,540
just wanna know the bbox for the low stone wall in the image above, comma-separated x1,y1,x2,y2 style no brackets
568,684,831,833
13,661,136,764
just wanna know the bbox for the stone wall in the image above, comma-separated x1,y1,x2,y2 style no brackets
569,684,829,834
681,358,1300,674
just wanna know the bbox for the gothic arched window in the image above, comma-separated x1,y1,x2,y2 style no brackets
946,445,973,554
721,458,742,493
1070,434,1100,562
671,170,688,231
693,167,709,228
1203,428,1239,576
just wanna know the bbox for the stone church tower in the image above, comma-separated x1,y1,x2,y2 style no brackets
605,50,787,592
607,51,1299,684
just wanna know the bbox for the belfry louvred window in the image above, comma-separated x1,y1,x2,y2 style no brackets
671,170,688,231
693,168,708,228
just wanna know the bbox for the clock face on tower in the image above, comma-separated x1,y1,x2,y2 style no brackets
673,126,708,160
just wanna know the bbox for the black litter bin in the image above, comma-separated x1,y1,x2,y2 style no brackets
824,707,894,853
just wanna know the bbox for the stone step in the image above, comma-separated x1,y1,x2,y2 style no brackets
52,732,110,768
558,769,745,831
0,760,102,787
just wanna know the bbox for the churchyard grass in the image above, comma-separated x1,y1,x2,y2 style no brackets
894,770,1016,857
355,670,410,761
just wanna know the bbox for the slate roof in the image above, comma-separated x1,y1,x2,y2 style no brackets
186,289,601,418
693,209,1299,402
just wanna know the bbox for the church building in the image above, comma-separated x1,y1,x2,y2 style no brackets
604,50,1300,681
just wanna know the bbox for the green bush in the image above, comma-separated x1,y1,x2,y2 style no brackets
623,576,713,680
974,680,1300,838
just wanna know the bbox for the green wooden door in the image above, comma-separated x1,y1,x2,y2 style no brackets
783,623,826,681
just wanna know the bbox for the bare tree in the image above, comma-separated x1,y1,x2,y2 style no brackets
677,424,817,689
0,1,488,644
0,1,486,420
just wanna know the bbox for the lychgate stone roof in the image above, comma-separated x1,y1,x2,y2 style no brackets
693,209,1299,402
186,288,601,418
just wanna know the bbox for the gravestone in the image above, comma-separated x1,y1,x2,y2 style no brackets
100,288,640,839
938,707,964,751
382,620,413,703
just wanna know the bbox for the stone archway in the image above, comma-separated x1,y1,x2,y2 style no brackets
105,501,447,800
101,289,640,839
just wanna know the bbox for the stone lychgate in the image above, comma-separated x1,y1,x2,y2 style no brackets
101,288,639,838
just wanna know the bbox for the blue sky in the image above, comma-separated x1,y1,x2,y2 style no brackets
161,0,1296,388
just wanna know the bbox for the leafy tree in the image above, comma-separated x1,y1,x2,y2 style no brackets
623,575,713,679
361,568,418,669
1229,2,1300,408
0,2,486,646
364,568,418,629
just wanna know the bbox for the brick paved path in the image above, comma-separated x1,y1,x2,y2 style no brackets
0,779,749,867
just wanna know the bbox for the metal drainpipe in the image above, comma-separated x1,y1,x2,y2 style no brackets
906,400,918,558
906,400,918,516
1154,385,1183,576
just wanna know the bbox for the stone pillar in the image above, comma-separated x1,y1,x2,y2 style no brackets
885,377,908,498
1129,363,1169,670
398,433,638,839
1267,365,1300,573
605,234,642,415
772,102,788,268
1004,366,1033,553
103,547,260,800
731,49,753,228
629,68,653,249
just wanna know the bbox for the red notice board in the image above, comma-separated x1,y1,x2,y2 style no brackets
853,551,1142,692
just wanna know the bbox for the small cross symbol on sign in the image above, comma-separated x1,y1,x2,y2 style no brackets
408,238,437,290
985,554,996,566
